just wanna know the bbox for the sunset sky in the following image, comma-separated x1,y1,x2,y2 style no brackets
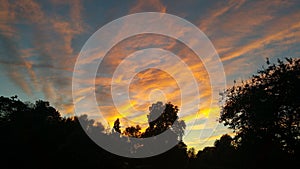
1,0,300,150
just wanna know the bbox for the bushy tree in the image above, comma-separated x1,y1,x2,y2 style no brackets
220,58,300,154
123,125,141,138
142,102,186,141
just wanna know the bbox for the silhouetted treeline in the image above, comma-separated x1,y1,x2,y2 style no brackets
0,58,299,169
0,97,189,169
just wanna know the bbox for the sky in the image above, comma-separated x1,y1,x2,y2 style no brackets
1,0,300,151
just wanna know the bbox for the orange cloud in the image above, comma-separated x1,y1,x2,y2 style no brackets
0,0,16,37
199,0,246,33
8,70,32,96
198,0,299,63
130,0,167,13
4,0,300,152
13,0,45,24
50,0,84,55
77,34,216,134
221,22,300,62
1,2,88,128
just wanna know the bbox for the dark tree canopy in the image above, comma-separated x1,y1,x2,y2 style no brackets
142,102,186,141
220,58,300,153
113,118,121,133
123,125,142,138
117,102,186,142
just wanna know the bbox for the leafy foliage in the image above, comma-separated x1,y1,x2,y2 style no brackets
220,58,300,153
0,97,189,169
123,125,142,138
143,102,186,140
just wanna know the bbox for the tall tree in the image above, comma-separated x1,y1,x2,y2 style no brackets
220,58,300,154
143,102,186,141
113,118,121,133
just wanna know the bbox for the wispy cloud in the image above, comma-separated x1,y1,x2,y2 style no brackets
0,0,86,114
1,0,300,151
130,0,167,13
194,0,300,87
199,0,246,33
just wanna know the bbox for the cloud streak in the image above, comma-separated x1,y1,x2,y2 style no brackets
130,0,167,13
1,0,300,150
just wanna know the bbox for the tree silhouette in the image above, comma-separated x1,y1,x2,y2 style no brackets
0,96,116,169
219,58,300,168
142,102,186,141
187,147,197,158
213,134,236,167
123,125,142,138
113,118,121,133
214,134,233,149
1,96,191,169
111,102,188,169
220,58,300,153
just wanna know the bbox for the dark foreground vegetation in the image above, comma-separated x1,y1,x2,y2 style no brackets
1,58,299,169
